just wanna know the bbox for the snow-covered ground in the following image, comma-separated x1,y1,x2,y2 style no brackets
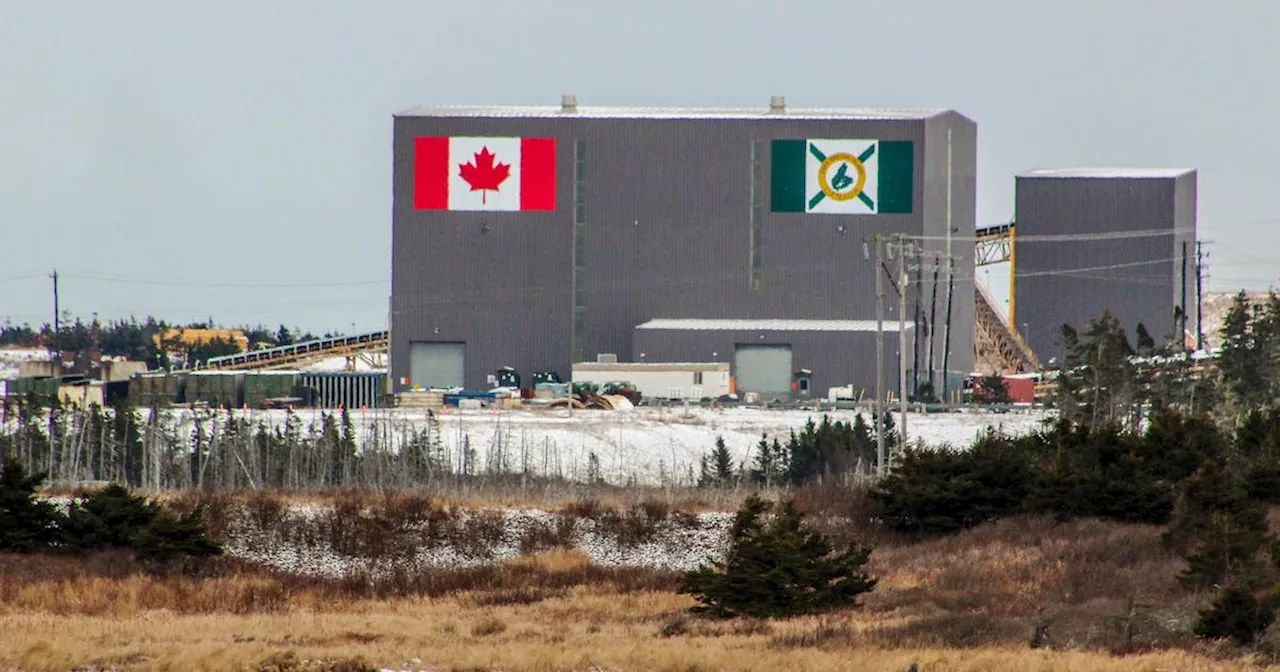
227,506,736,578
0,347,51,381
146,405,1052,485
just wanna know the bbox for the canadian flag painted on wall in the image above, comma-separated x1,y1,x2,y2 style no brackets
413,136,556,211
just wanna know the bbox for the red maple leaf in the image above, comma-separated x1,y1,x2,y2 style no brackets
458,146,511,204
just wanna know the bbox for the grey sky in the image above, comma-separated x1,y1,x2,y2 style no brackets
2,0,1278,334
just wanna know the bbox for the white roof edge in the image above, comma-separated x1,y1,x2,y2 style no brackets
395,105,950,121
636,318,915,333
1018,167,1195,179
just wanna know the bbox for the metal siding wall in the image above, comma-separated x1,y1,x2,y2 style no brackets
299,373,387,409
391,112,974,393
919,113,978,381
633,328,911,402
1014,175,1188,358
1173,172,1199,340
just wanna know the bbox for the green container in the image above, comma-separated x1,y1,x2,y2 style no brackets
186,372,242,407
244,372,296,408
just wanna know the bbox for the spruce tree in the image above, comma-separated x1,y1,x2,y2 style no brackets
1218,290,1264,411
679,495,876,618
710,436,734,486
0,454,65,552
1194,584,1275,645
973,372,1012,405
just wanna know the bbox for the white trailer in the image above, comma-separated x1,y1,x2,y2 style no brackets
571,362,731,400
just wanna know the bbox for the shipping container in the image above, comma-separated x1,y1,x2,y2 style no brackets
572,361,731,400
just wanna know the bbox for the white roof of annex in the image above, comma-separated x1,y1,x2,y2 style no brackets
1019,168,1195,179
397,105,951,122
636,319,915,333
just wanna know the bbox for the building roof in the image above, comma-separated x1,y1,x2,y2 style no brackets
573,362,730,371
635,319,915,333
1018,168,1195,179
396,105,950,121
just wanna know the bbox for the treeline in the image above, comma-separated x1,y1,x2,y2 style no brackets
697,414,897,488
0,315,334,368
869,408,1280,645
1,453,221,565
0,394,632,490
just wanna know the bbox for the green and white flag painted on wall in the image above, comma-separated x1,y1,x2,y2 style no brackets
770,139,913,214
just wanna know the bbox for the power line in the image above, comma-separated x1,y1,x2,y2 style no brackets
58,271,387,289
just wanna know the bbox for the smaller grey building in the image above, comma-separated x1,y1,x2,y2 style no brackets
632,318,911,400
1013,168,1197,360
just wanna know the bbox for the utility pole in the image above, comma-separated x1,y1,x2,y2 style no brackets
942,257,955,403
912,259,923,401
1180,241,1189,351
50,269,60,372
1195,240,1205,351
927,259,940,397
896,235,908,449
873,235,886,478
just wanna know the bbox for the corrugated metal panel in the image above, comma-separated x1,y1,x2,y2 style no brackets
633,328,909,403
390,109,977,394
1013,171,1196,358
637,318,915,332
1019,168,1194,179
298,372,387,409
398,105,947,120
734,345,793,396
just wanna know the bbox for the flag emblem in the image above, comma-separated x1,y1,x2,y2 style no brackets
771,139,913,215
413,136,556,211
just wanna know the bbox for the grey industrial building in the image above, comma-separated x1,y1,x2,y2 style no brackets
1013,168,1198,361
389,97,977,398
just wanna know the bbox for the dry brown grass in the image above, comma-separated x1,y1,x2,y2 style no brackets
4,515,1280,671
156,482,755,517
12,486,1280,670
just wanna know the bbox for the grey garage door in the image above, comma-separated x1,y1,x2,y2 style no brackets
734,345,793,397
408,342,465,390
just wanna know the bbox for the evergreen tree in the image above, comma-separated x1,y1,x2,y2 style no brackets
62,483,222,562
698,436,736,488
679,495,876,618
1218,290,1266,411
1052,324,1086,425
1135,322,1157,357
870,431,1033,536
1194,584,1276,645
972,372,1012,405
0,454,65,552
1163,462,1272,591
748,434,787,487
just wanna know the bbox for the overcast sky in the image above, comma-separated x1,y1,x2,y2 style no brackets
2,1,1278,334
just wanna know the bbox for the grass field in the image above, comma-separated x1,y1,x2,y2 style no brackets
5,488,1280,672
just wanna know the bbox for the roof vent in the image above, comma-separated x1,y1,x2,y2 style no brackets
769,95,786,114
561,94,578,113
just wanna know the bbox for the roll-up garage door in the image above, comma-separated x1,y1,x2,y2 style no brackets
734,345,793,396
408,342,465,390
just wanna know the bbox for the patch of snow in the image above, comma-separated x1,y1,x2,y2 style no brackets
299,353,387,373
0,347,52,381
6,404,1051,487
155,405,1050,486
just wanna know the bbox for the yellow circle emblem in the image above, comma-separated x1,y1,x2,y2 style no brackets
818,152,867,202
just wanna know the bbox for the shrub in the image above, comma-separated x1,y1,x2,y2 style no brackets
1194,584,1277,645
62,483,223,564
0,453,64,552
870,432,1031,536
679,494,876,619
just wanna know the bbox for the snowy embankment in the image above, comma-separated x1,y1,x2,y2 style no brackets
3,404,1052,486
226,505,736,578
200,404,1053,485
